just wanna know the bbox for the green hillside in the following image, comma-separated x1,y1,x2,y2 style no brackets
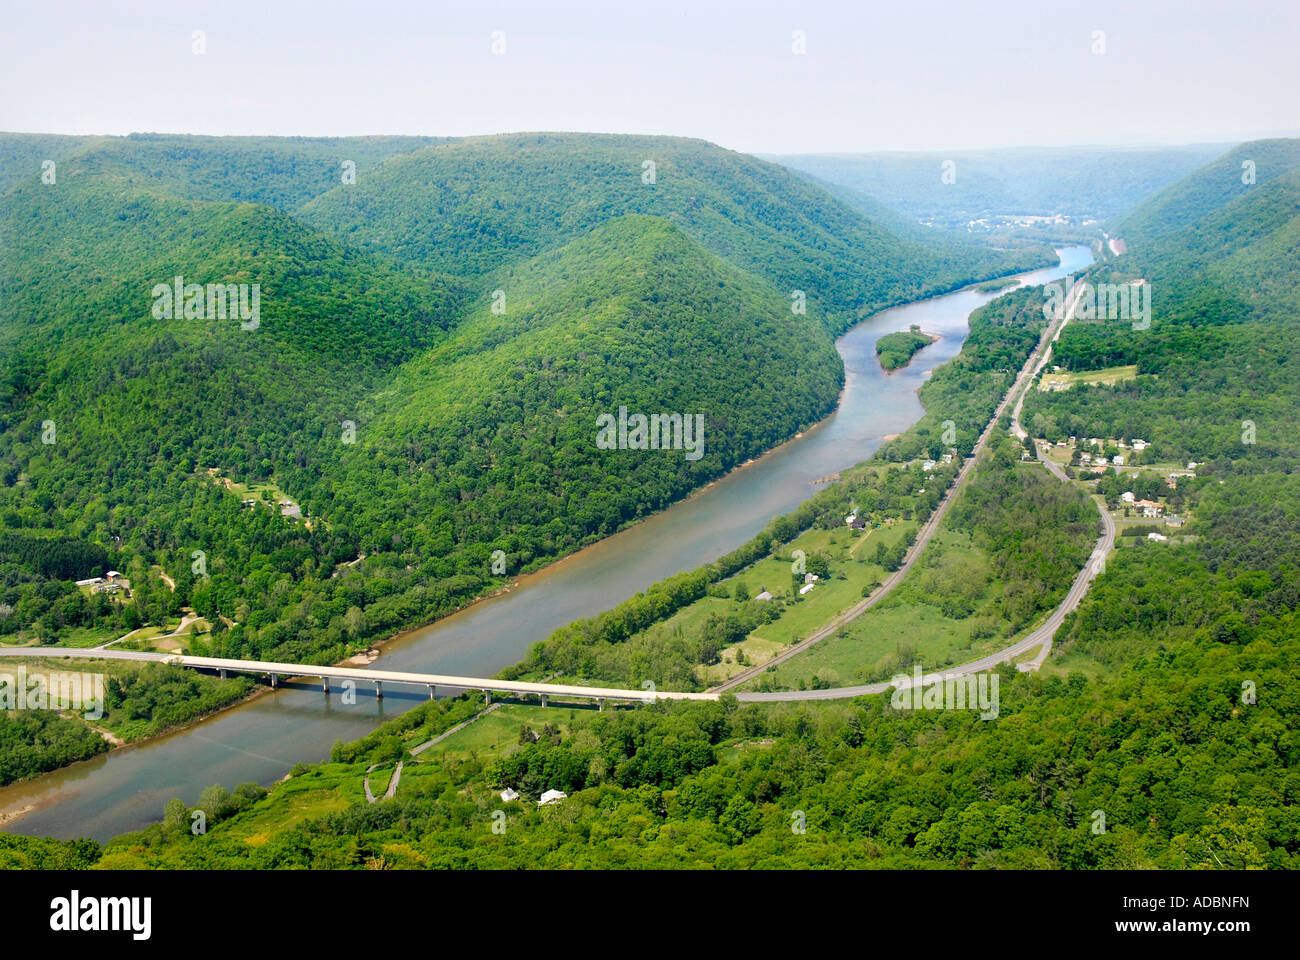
0,132,447,209
299,132,1051,334
302,214,844,574
1119,138,1300,243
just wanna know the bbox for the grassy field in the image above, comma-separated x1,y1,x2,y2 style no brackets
743,526,1009,691
411,703,585,763
1039,364,1138,392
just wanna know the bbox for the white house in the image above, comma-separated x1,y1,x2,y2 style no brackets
799,583,815,596
1131,439,1148,452
500,788,520,803
1121,491,1135,503
538,789,567,806
76,577,105,587
1147,532,1168,542
1112,455,1125,466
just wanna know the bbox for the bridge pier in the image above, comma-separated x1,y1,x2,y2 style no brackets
321,677,329,693
540,693,548,707
269,673,277,689
598,698,605,712
427,684,436,700
484,690,492,705
219,668,227,680
374,680,383,699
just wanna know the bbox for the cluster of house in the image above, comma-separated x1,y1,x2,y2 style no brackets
74,570,129,595
500,787,567,807
240,496,303,520
1117,492,1184,526
1120,493,1165,518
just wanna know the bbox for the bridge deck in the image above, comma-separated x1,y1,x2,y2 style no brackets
0,647,717,703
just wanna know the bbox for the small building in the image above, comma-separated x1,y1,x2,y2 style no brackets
1165,515,1184,527
1096,457,1108,466
76,577,105,587
849,516,867,530
754,590,773,601
1135,499,1163,518
538,789,567,807
1131,439,1148,452
1112,455,1125,466
1147,532,1168,542
500,788,520,803
922,460,936,472
799,583,815,596
844,513,857,526
1121,491,1135,503
105,570,122,581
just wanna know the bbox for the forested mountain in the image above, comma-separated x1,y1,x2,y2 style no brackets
0,133,104,195
296,213,845,573
298,132,1051,334
1,131,1038,667
1119,138,1300,243
0,132,447,208
766,144,1230,227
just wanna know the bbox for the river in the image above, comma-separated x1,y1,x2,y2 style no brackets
0,245,1093,841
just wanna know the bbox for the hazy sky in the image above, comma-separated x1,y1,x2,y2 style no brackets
3,0,1297,153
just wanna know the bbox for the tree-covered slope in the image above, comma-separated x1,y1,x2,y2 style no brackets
0,133,105,195
1119,138,1300,244
319,214,844,569
299,132,1049,334
0,132,447,210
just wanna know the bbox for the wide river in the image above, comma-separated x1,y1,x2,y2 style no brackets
1,245,1093,841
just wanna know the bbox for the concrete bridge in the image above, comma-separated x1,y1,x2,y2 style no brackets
0,647,717,708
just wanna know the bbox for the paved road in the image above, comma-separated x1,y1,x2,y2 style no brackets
714,278,1087,696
